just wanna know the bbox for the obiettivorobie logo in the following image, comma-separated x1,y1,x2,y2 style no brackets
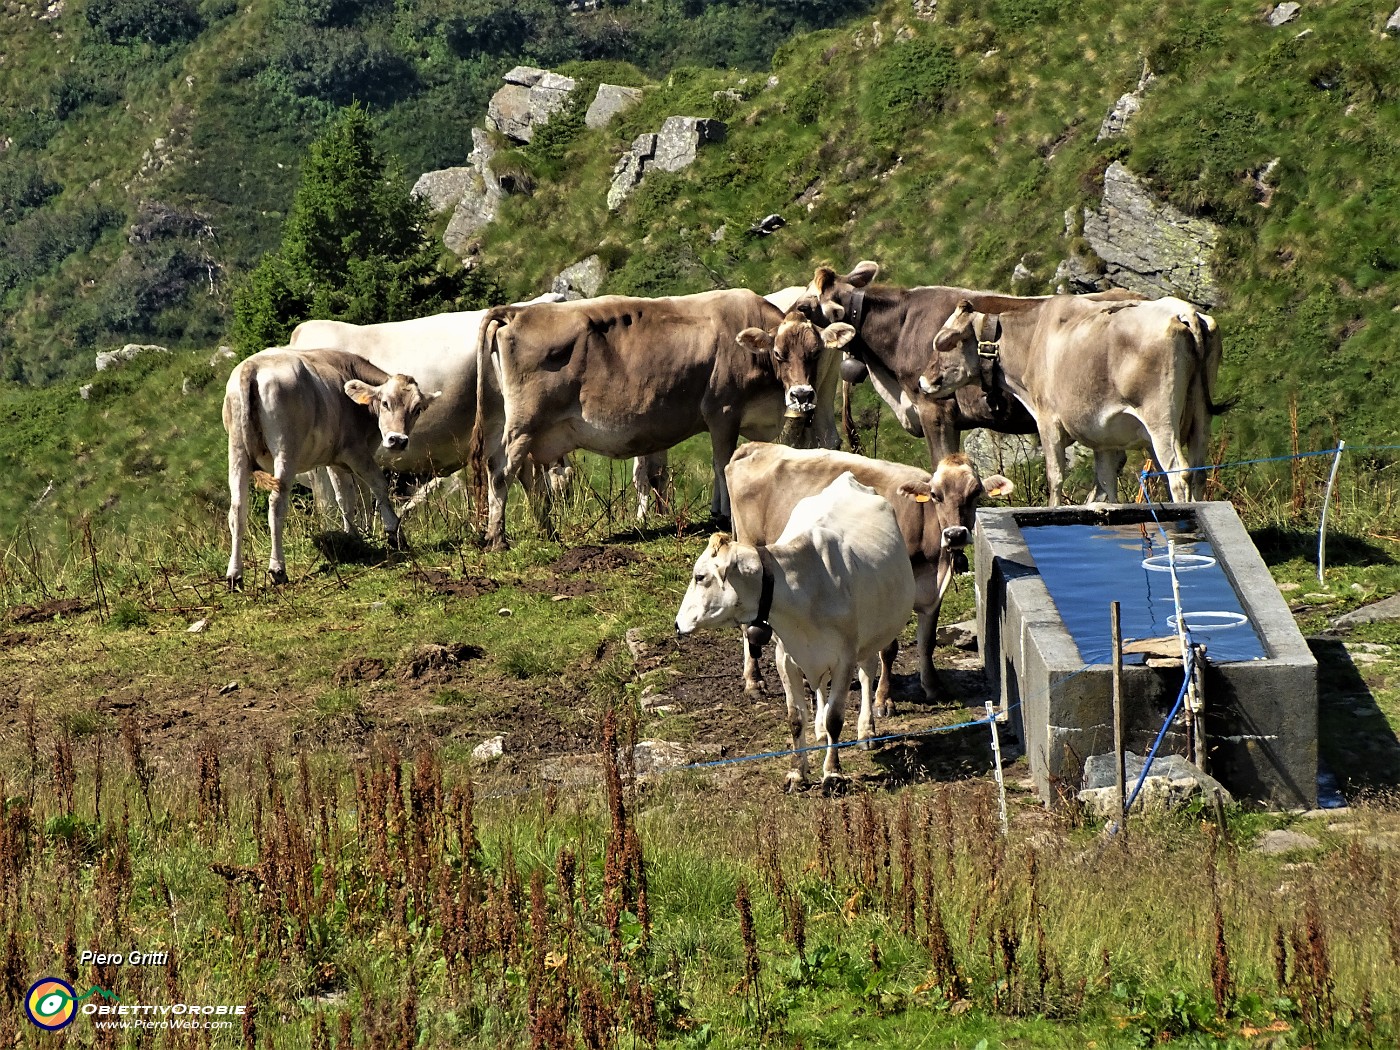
24,978,120,1031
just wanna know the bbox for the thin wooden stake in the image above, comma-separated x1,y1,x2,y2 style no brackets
1111,602,1126,836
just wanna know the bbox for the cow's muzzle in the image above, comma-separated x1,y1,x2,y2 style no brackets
918,375,952,398
785,385,816,415
942,526,971,575
383,432,409,451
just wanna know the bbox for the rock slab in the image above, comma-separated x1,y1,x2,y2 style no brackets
411,167,475,216
585,83,643,129
1266,2,1301,26
487,67,577,144
552,255,607,300
1079,751,1232,818
608,117,726,210
95,344,170,371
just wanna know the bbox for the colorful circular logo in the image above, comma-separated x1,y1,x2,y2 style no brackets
25,978,78,1031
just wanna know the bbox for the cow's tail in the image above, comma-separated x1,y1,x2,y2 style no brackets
1184,308,1234,418
468,306,512,526
225,360,269,480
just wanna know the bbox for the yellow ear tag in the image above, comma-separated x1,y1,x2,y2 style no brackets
914,493,932,503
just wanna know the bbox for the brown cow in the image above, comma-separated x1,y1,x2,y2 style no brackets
798,262,1147,466
726,443,1012,709
471,292,843,548
919,295,1225,503
223,348,440,588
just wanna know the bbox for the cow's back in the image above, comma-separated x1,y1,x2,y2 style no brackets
728,443,928,558
776,473,914,655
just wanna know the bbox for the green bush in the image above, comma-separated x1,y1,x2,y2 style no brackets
85,0,203,45
260,26,416,108
0,161,60,224
861,35,963,143
0,203,123,296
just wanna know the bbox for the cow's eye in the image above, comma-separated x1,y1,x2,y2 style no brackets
694,572,706,584
771,348,788,363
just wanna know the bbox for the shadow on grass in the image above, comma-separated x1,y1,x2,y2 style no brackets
312,530,391,566
1250,525,1393,568
1309,637,1400,800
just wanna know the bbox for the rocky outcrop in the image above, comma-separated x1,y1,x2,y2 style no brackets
1386,5,1400,33
442,129,506,258
1266,2,1301,26
487,66,577,144
411,167,476,216
1097,65,1155,141
585,83,642,129
608,117,726,210
552,255,606,300
1080,162,1222,305
912,0,937,19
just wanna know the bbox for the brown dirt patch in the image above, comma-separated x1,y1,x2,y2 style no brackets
5,597,85,624
414,569,498,599
551,545,643,575
400,643,485,681
335,657,386,685
0,631,37,649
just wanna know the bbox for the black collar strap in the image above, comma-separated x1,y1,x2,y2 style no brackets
744,546,777,654
846,287,867,332
976,313,1002,357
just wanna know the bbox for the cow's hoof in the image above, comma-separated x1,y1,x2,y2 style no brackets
875,700,895,719
386,529,406,552
267,568,289,586
783,771,808,793
857,733,877,752
820,774,848,796
744,680,766,701
484,535,510,553
226,575,242,593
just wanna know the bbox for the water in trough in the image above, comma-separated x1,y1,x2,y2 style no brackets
1019,519,1268,665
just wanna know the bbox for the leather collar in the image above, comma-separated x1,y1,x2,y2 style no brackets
976,313,1002,357
846,287,867,332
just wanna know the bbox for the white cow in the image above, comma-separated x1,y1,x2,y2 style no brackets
675,472,916,788
223,348,439,588
287,294,566,528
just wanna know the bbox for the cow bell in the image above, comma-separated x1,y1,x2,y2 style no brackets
840,355,868,385
745,621,773,648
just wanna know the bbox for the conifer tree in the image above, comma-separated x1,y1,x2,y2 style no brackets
231,104,492,355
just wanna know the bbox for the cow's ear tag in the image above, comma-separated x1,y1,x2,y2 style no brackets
914,493,932,503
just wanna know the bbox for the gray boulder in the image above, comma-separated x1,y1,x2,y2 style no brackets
1079,751,1232,818
1081,161,1221,305
411,167,475,216
552,255,607,300
1387,6,1400,33
1267,2,1301,26
95,344,169,372
487,67,577,144
585,83,643,129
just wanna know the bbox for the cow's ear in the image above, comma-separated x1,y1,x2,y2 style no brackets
423,389,443,402
344,379,377,405
736,327,775,355
983,474,1015,498
846,261,879,287
813,267,836,296
934,313,974,354
822,322,856,350
898,481,939,504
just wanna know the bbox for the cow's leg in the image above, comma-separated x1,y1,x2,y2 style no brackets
1090,450,1126,504
915,605,943,704
856,653,881,746
818,659,853,784
633,452,669,521
708,425,740,524
741,630,765,697
342,449,403,550
1039,421,1069,507
225,453,250,590
875,638,898,718
1142,414,1194,502
774,640,810,790
265,462,294,585
519,460,559,540
325,467,362,534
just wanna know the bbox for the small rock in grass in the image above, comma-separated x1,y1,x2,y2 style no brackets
187,618,208,633
472,735,506,762
1255,829,1321,855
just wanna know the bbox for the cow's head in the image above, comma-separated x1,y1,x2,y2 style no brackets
897,453,1014,574
803,261,880,325
917,299,983,400
736,314,854,417
344,373,441,451
675,532,762,635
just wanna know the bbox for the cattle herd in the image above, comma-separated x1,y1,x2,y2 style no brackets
221,260,1225,786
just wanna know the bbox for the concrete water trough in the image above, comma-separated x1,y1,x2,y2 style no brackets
974,502,1317,809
